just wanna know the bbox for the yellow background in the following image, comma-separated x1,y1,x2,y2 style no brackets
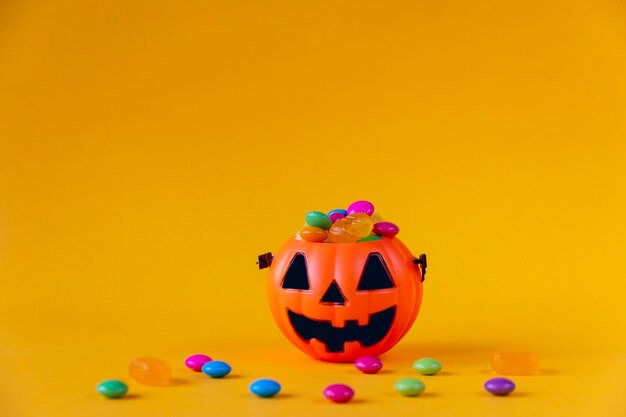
1,1,625,416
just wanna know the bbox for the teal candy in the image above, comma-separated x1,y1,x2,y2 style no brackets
395,378,425,396
305,211,332,230
413,358,442,375
250,379,281,398
202,360,232,378
357,235,383,242
96,380,128,399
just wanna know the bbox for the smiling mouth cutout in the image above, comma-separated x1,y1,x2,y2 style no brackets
287,306,396,352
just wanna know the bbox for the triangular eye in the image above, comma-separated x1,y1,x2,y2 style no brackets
282,253,310,290
357,253,395,290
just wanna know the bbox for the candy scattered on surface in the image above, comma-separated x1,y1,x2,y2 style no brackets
347,200,375,216
201,360,231,378
413,358,442,375
395,378,425,397
373,221,400,238
129,357,171,386
484,377,516,396
491,350,539,375
298,226,328,242
249,379,281,398
357,235,382,242
96,380,128,399
323,384,355,403
354,356,383,374
185,354,212,372
305,211,332,230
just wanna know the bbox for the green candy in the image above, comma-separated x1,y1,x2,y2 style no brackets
413,357,442,375
96,379,128,399
305,211,332,230
395,378,425,397
357,235,383,242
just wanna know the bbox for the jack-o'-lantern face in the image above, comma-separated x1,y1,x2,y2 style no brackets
265,237,424,362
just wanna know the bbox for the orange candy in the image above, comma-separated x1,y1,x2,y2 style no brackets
491,350,539,375
299,227,328,242
129,357,171,386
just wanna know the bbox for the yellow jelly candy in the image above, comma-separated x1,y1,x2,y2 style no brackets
491,350,539,375
345,213,374,238
129,357,171,386
328,218,360,243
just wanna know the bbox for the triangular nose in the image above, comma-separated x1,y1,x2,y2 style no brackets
320,280,347,305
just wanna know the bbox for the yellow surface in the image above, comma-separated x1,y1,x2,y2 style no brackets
1,1,625,416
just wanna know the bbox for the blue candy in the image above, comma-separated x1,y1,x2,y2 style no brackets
249,378,281,398
201,360,231,378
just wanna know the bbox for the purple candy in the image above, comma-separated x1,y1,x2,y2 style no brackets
373,221,400,238
323,384,355,403
347,200,375,216
185,354,212,372
328,212,346,223
354,356,383,374
484,378,516,396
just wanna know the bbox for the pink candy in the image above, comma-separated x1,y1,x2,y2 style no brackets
185,354,212,372
328,212,345,223
373,221,399,238
354,356,383,374
347,200,375,216
323,384,355,403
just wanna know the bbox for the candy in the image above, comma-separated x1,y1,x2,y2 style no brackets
357,235,382,242
347,200,375,216
413,358,442,375
298,227,328,242
373,221,400,238
328,212,346,223
328,209,347,224
96,379,128,399
185,354,212,372
395,378,425,397
328,220,360,243
249,379,281,398
323,384,354,403
129,357,171,386
346,213,374,238
371,212,384,223
305,211,332,230
354,356,383,374
202,360,231,378
484,378,516,396
491,350,539,375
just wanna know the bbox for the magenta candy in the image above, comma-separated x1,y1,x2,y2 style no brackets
185,354,212,372
323,384,355,403
328,212,346,223
347,200,375,216
354,356,383,374
373,221,400,237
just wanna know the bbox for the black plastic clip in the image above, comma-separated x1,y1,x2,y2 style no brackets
257,252,274,269
413,253,427,282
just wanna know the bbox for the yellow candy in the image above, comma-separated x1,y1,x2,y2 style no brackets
129,357,171,386
491,350,539,375
345,213,374,238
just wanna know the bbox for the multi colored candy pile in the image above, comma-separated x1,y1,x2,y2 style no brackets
297,200,400,243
